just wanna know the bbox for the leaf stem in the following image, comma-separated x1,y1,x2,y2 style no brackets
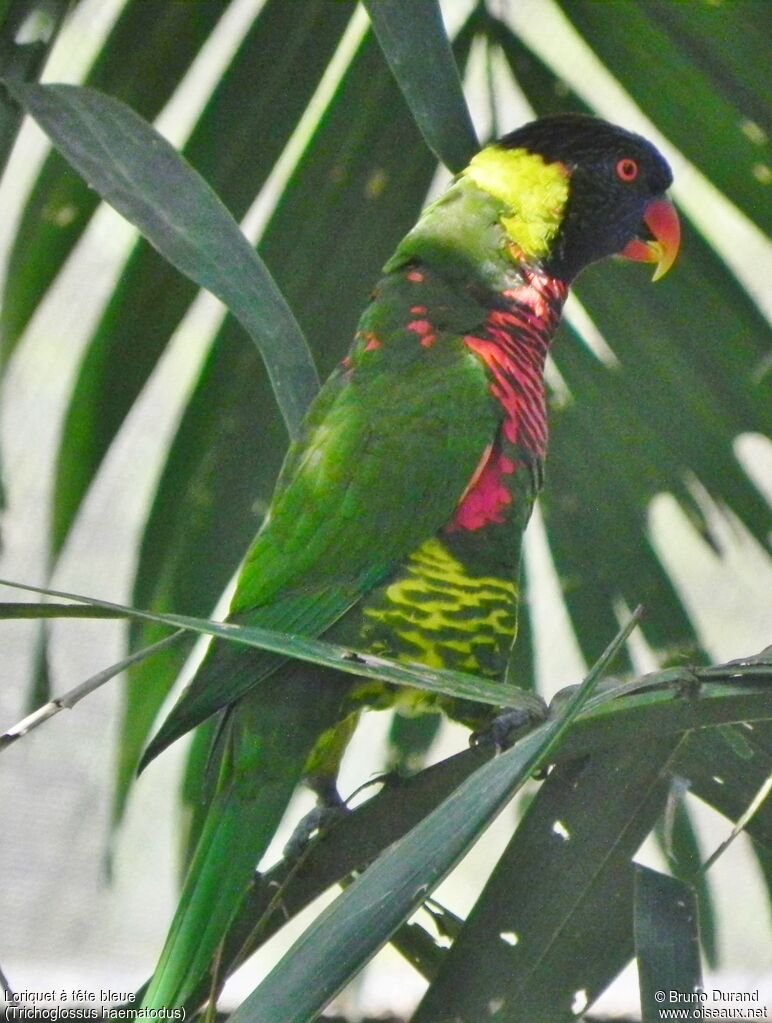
0,630,183,751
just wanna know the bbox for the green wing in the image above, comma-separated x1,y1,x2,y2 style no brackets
140,327,502,1013
141,332,500,766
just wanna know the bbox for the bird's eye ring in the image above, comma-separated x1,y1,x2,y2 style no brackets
616,158,639,182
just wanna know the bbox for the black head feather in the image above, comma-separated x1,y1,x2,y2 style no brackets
498,114,674,281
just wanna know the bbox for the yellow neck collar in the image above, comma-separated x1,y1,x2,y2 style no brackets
463,146,570,262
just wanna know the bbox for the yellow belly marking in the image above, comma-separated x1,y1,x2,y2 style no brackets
363,537,518,674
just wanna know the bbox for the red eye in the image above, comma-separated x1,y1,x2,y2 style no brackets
616,158,639,182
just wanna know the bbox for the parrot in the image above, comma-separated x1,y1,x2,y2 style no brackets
139,113,680,1009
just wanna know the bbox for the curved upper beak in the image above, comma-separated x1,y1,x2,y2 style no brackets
619,198,681,281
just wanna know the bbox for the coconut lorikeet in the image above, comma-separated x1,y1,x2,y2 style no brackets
140,114,680,1009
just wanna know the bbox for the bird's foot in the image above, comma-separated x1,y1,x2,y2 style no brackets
470,700,547,753
677,668,702,699
283,792,350,861
346,768,405,802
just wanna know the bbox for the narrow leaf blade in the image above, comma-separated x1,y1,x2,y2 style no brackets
52,0,352,556
363,0,477,171
8,81,318,438
0,576,546,711
1,0,227,356
412,737,682,1022
635,865,703,1022
222,618,632,1023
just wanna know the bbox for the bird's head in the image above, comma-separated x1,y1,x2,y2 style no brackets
464,113,680,283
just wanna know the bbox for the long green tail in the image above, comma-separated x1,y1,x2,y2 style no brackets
142,662,348,1011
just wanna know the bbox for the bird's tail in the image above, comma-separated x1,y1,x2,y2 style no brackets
141,662,349,1011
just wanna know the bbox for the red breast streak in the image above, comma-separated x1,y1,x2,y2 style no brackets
450,271,567,532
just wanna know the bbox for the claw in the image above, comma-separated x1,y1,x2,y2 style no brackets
470,700,546,753
283,800,350,861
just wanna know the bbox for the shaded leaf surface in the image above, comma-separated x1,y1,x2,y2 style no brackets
546,222,771,665
655,792,717,967
9,74,318,440
0,0,228,358
52,0,351,556
635,866,702,1023
558,0,772,233
228,656,607,1023
412,738,682,1023
675,722,772,853
363,0,477,170
128,744,494,1013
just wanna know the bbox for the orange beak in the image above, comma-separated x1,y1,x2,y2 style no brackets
620,198,681,281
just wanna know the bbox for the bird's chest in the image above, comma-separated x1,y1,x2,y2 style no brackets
462,274,568,460
333,271,566,680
